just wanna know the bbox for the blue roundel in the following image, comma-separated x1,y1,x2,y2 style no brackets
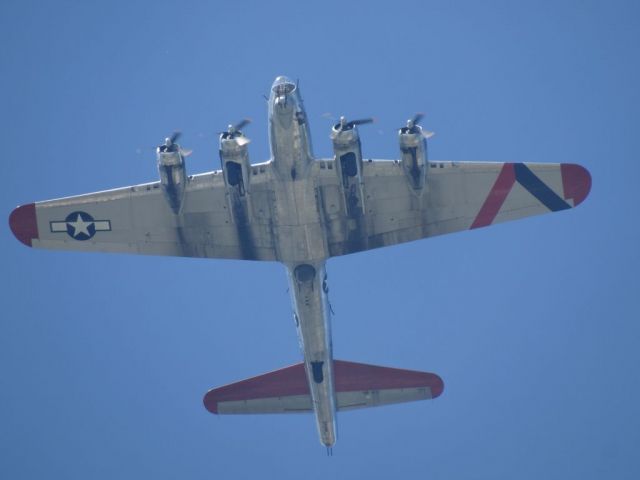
65,211,96,240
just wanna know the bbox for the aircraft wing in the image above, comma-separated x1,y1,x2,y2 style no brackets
11,160,590,261
204,360,443,414
315,161,591,257
9,171,278,261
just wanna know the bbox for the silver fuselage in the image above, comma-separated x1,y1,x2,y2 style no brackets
268,76,336,446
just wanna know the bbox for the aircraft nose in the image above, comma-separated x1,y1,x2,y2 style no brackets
271,75,296,97
273,75,293,87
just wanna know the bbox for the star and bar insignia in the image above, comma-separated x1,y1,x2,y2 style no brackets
49,211,111,241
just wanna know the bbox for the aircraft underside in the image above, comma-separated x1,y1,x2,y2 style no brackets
9,75,591,448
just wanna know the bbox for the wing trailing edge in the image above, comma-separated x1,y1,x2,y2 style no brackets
203,360,443,415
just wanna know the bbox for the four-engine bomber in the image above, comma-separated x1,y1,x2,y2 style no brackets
9,75,591,450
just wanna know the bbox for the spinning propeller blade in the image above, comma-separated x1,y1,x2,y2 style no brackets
405,112,435,138
233,118,251,132
168,131,181,145
336,116,376,131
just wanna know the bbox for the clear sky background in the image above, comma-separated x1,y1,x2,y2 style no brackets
2,1,639,478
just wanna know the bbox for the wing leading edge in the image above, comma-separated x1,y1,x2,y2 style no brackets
203,360,444,414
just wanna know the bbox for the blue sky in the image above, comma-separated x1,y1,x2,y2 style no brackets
2,1,639,478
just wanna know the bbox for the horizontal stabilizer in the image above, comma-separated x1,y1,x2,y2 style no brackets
203,360,443,414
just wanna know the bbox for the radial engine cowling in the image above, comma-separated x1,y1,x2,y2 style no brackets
157,134,187,214
331,119,363,187
220,125,251,196
331,117,371,217
399,117,429,190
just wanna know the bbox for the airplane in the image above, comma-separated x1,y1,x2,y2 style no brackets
9,75,591,449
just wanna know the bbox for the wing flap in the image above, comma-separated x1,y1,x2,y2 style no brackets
203,360,443,415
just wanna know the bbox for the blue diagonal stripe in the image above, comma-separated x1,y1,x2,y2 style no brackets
514,163,571,212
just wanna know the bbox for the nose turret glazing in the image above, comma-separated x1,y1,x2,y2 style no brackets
271,76,296,97
271,76,298,111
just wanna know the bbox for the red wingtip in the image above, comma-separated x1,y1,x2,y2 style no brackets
430,374,445,399
9,203,38,247
561,164,592,207
203,393,219,414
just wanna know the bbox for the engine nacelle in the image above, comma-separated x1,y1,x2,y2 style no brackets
157,143,187,214
220,133,251,196
330,121,365,218
399,125,428,190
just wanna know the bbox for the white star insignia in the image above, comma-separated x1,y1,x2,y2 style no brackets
68,213,93,237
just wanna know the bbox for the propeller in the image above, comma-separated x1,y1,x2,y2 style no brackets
158,131,192,156
221,118,251,146
168,131,181,145
158,131,181,153
334,115,375,132
404,113,435,139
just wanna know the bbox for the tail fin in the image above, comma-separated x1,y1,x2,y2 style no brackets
203,360,443,415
